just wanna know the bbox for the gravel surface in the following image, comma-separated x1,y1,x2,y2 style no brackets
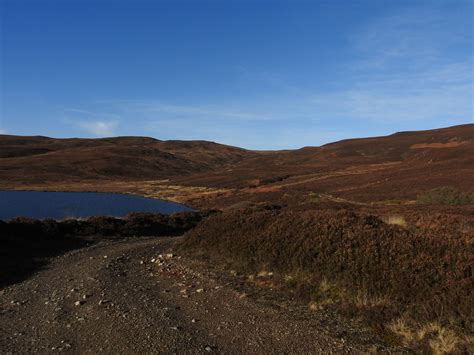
0,237,400,353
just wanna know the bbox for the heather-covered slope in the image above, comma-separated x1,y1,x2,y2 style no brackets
0,135,258,182
1,124,473,205
175,124,474,205
177,205,474,353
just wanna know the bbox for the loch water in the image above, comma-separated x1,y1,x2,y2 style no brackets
0,190,192,220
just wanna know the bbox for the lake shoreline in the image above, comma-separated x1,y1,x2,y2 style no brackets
0,190,194,221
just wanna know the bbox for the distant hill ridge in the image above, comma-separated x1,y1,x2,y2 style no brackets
0,134,258,180
0,124,473,202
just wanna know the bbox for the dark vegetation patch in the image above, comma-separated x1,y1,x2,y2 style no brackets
177,207,474,352
418,186,474,205
0,211,207,287
0,147,52,158
252,175,291,187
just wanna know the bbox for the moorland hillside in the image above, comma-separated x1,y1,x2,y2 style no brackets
1,124,472,207
0,135,259,182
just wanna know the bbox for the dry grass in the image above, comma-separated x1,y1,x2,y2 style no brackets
388,318,468,354
353,290,391,308
429,328,460,355
381,215,407,227
309,278,344,310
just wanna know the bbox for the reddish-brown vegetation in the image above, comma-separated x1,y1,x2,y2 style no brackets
173,124,474,207
1,124,473,207
177,206,473,350
0,135,257,183
1,124,473,351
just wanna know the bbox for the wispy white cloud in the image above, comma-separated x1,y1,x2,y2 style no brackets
350,6,471,71
316,5,474,124
76,120,118,136
63,4,472,148
64,108,97,116
128,101,273,121
352,13,436,69
97,99,287,122
62,108,120,137
0,129,7,134
311,84,472,124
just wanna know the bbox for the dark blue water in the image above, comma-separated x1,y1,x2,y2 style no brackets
0,190,193,221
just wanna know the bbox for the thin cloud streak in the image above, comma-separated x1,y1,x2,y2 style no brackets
61,6,472,147
76,120,118,137
317,6,473,124
98,99,292,122
62,108,121,137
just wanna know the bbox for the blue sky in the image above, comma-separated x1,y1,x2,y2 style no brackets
0,0,472,149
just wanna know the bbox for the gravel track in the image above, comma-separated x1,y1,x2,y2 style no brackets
1,237,397,353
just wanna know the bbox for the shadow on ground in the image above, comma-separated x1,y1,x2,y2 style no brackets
0,238,92,288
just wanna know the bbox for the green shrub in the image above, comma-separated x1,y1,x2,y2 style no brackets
418,187,474,205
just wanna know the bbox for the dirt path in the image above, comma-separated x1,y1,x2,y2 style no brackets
1,237,394,353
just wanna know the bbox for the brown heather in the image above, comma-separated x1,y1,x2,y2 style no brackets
177,207,473,350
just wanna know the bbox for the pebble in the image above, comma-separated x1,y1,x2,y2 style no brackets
74,301,85,306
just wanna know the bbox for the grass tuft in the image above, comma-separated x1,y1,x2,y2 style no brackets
381,215,407,227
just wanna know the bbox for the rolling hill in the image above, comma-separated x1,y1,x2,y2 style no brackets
0,135,259,182
173,124,474,204
1,124,473,205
